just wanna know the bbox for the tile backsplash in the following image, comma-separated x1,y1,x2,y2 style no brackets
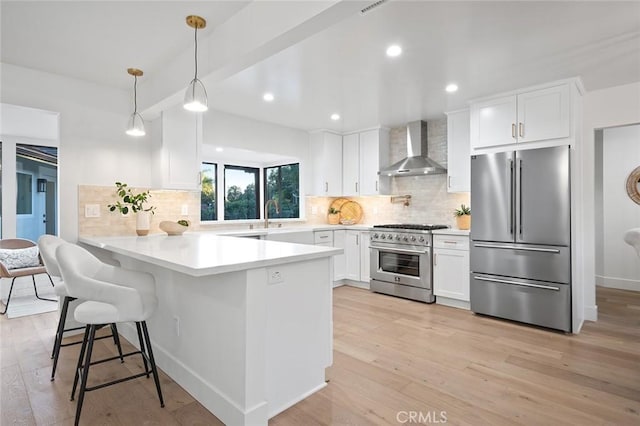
78,185,200,237
305,118,470,227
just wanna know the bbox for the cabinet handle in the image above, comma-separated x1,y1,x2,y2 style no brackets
319,235,328,239
375,180,378,191
512,123,516,139
443,240,458,245
356,234,359,245
434,253,437,266
355,182,358,193
325,182,328,192
448,176,452,188
519,122,524,138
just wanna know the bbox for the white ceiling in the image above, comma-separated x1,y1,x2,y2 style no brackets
2,1,640,133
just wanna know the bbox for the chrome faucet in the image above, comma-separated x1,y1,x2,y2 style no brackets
264,199,280,229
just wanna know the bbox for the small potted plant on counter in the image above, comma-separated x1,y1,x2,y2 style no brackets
328,207,341,225
107,182,156,236
454,204,471,230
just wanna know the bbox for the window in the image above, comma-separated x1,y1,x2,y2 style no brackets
264,163,299,218
201,162,217,221
224,165,259,220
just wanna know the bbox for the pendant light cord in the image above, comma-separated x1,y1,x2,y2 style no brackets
193,26,199,80
133,75,138,113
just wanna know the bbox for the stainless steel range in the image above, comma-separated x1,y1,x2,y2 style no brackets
369,224,449,303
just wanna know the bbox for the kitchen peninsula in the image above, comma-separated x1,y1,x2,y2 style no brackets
79,233,341,426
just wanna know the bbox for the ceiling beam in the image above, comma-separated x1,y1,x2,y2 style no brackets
141,0,368,118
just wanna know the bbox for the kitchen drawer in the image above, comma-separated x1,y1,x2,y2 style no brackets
314,230,333,244
433,235,469,251
470,242,570,284
470,274,571,332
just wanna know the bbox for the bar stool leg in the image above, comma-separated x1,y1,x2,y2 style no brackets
51,296,72,380
141,321,164,407
0,277,17,315
74,324,97,426
71,326,91,401
110,323,125,362
135,322,150,377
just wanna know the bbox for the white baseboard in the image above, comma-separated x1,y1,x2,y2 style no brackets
343,280,369,290
596,275,640,291
435,296,470,310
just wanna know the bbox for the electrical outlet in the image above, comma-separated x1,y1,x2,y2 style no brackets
173,316,180,336
268,269,283,284
85,204,100,218
181,204,189,215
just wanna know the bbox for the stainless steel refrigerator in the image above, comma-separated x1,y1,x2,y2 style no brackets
470,145,571,332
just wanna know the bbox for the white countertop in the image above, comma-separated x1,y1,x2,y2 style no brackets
80,233,342,277
432,228,470,236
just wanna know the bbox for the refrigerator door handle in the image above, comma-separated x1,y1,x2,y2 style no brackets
519,158,523,237
474,275,560,291
473,243,561,253
509,159,514,235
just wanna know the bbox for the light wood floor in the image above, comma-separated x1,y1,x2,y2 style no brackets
2,286,639,425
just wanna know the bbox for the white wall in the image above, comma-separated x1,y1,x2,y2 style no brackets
581,81,640,320
201,108,310,219
0,63,153,242
597,125,640,290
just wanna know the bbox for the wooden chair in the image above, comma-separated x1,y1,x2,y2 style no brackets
0,238,56,315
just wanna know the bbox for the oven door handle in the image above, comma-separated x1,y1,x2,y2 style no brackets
371,246,428,255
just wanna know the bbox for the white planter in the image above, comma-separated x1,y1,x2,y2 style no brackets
136,211,151,236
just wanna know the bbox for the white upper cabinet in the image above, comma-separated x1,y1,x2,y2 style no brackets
470,80,576,151
309,131,342,196
151,107,202,190
445,109,470,193
342,133,360,196
342,128,389,196
471,96,517,149
359,129,388,195
517,84,570,143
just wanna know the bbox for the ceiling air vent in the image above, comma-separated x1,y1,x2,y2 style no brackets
360,0,388,15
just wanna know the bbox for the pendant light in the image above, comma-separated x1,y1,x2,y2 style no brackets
126,68,145,136
184,15,208,112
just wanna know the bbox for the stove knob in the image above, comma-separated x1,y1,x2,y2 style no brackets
395,235,401,241
380,234,386,240
419,236,425,243
403,236,409,242
388,234,393,240
411,236,417,242
373,233,379,239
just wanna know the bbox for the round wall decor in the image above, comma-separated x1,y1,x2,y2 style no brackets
626,166,640,205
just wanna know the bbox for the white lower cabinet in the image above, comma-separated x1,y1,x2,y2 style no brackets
433,234,470,309
332,230,346,282
315,229,370,288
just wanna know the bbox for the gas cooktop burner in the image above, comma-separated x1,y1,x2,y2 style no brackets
373,224,449,231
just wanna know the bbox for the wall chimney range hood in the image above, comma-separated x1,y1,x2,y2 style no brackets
378,121,447,177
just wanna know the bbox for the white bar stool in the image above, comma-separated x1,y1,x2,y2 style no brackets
56,243,164,426
38,235,124,381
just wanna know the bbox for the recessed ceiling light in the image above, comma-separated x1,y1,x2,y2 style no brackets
386,45,402,57
445,83,459,93
263,93,274,102
330,113,340,121
215,147,224,152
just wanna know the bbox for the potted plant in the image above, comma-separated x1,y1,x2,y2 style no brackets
328,207,340,225
107,182,156,236
454,204,471,230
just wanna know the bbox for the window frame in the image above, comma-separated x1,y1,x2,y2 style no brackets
200,162,218,222
223,164,261,221
263,162,300,219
